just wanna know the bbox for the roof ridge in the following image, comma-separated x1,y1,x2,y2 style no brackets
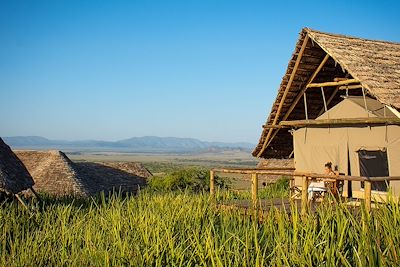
304,27,400,46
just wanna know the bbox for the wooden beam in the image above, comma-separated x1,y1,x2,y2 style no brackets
307,54,331,86
282,54,330,123
256,34,310,157
338,84,363,90
306,79,360,88
321,87,328,113
304,92,309,121
212,167,295,174
279,117,400,128
262,124,290,129
251,173,258,209
364,181,372,212
210,170,215,196
260,54,330,153
301,176,308,215
334,77,348,82
15,194,33,215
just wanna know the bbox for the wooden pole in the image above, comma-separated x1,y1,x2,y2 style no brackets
251,173,258,209
364,180,372,212
337,84,363,90
262,125,290,129
303,92,309,121
321,87,328,113
362,87,370,118
279,117,400,128
15,194,30,212
210,170,215,196
282,54,330,122
301,176,308,215
306,79,360,88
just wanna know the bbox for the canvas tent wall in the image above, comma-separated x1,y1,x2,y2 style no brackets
293,96,400,199
0,138,34,195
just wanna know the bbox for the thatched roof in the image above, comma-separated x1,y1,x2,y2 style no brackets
15,150,150,197
73,162,150,195
16,150,89,196
0,138,34,194
253,28,400,158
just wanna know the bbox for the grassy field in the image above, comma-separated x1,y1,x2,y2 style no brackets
2,155,398,265
1,191,400,266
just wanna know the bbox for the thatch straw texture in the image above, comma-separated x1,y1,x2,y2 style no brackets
74,162,149,195
16,150,89,197
253,28,400,158
15,150,150,197
0,138,34,194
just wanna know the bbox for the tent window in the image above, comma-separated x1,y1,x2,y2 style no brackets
358,149,389,192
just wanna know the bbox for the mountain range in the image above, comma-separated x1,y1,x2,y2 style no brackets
3,136,255,153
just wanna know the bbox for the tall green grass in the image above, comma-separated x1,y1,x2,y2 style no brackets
0,192,399,266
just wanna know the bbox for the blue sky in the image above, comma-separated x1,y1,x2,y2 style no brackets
1,0,399,143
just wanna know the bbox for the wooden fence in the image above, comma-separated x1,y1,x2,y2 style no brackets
210,168,400,214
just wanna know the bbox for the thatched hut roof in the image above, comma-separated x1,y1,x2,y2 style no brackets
73,161,150,195
15,150,150,197
253,28,400,158
0,138,34,194
16,150,89,197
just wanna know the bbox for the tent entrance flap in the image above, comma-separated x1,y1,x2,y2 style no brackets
358,149,389,192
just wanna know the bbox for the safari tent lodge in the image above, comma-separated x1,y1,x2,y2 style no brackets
253,28,400,201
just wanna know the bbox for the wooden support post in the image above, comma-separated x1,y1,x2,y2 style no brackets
210,170,215,196
251,173,258,209
15,194,30,212
364,180,372,212
301,176,308,215
303,92,308,121
321,87,328,113
282,54,330,124
362,87,370,118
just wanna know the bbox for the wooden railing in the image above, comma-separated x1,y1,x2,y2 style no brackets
210,168,400,214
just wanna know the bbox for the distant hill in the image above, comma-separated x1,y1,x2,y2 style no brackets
3,136,255,153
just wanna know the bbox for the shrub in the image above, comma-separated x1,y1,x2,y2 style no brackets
148,168,227,192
